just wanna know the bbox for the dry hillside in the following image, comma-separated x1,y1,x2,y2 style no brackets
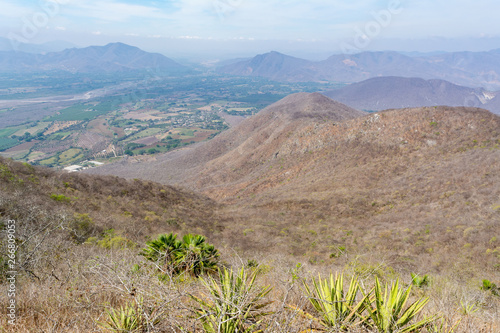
2,95,500,331
88,95,500,275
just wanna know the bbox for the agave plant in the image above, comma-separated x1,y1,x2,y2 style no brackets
363,277,437,333
190,267,273,333
301,273,370,331
100,304,142,332
140,232,219,277
98,297,161,332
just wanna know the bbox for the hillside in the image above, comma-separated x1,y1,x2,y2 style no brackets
218,49,500,89
88,94,500,267
0,42,187,73
324,76,499,113
485,94,500,114
3,96,500,332
0,156,219,252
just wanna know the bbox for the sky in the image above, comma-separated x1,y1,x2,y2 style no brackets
1,0,499,60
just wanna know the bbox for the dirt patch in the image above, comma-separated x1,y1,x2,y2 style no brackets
123,110,163,121
132,136,160,145
44,121,81,135
4,141,37,152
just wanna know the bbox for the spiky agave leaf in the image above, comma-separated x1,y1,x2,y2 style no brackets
363,277,437,333
191,267,272,333
302,273,369,331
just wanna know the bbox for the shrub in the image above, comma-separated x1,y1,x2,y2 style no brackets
85,229,136,250
69,213,96,243
140,232,219,277
50,193,71,203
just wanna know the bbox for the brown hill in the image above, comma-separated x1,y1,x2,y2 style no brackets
0,156,220,255
88,101,500,268
87,92,367,190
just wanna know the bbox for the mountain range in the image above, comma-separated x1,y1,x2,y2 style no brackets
0,42,188,73
217,49,500,90
324,76,500,115
0,37,77,53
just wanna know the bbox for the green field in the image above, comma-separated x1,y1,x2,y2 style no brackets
0,127,21,151
14,122,50,136
39,156,58,166
59,148,84,165
0,137,19,151
48,100,119,121
127,128,163,140
0,127,20,137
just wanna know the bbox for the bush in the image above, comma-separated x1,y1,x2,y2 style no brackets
69,213,96,243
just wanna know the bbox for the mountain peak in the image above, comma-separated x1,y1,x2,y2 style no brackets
0,42,187,73
263,92,366,121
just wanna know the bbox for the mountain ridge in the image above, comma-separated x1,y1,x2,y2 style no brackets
217,49,500,89
324,76,500,114
0,42,188,73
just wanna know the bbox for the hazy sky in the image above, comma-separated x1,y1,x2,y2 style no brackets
1,0,499,59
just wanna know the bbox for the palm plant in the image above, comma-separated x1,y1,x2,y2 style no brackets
301,273,369,331
363,277,437,333
411,273,430,288
176,234,219,276
140,232,219,277
190,267,272,333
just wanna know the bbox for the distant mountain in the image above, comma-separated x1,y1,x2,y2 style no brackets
485,94,500,114
323,76,500,114
218,49,500,90
218,51,314,81
0,37,77,53
0,42,188,73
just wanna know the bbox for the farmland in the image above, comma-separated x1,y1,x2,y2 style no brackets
0,72,340,168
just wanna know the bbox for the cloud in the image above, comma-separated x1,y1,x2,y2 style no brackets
66,0,171,22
